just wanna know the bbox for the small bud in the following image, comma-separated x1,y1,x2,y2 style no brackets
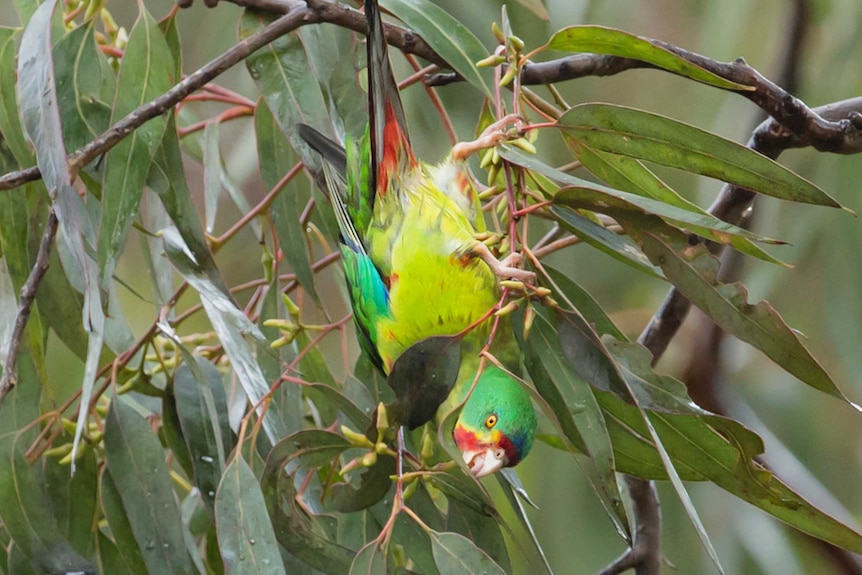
420,428,435,461
500,279,525,291
376,403,389,434
361,451,378,467
340,457,362,476
495,300,521,316
486,163,500,186
511,138,537,155
478,185,501,200
491,22,505,44
507,35,526,51
523,305,536,340
341,425,374,448
498,66,517,88
479,148,495,169
280,293,301,319
402,478,418,500
44,444,73,458
477,54,506,68
375,441,389,455
533,286,552,298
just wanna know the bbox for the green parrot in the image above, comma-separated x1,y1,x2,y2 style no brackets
298,0,536,477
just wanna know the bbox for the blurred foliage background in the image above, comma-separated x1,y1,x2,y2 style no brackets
1,0,862,573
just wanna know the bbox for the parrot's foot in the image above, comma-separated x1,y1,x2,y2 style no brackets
451,114,522,161
472,242,536,284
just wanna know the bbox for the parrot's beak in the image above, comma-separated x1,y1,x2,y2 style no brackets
462,446,507,478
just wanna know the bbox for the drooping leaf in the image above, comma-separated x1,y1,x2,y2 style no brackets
174,358,235,515
0,431,96,575
558,104,844,208
98,3,174,283
380,0,493,97
619,212,851,403
255,98,318,301
43,443,99,558
99,469,149,575
103,397,197,575
148,114,230,296
162,227,291,445
215,456,288,575
17,0,105,473
543,264,627,341
522,311,630,540
545,26,749,90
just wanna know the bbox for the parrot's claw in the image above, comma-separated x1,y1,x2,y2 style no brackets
451,114,523,161
473,242,536,285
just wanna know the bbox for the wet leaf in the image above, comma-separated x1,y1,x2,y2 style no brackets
103,398,196,575
0,431,95,574
174,358,235,515
215,456,287,575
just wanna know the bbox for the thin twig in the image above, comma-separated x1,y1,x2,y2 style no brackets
0,208,59,406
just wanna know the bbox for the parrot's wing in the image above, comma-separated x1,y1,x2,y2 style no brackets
298,123,390,373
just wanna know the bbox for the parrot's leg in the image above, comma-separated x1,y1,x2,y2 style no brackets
471,242,536,284
450,114,522,161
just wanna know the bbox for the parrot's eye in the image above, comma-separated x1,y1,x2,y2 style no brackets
485,414,498,429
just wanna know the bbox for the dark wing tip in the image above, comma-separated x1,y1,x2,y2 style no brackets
297,123,347,175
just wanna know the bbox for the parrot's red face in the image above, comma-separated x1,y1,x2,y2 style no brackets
453,420,523,478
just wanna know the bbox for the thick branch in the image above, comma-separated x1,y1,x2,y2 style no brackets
0,208,58,406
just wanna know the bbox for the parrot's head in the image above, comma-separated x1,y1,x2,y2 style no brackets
453,366,537,478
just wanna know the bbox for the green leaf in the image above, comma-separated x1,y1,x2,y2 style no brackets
215,456,288,575
148,114,230,296
558,104,844,208
349,542,387,575
545,26,749,90
428,531,506,575
522,311,629,539
0,431,95,574
103,397,197,575
43,443,98,558
53,21,113,153
543,265,627,340
98,3,174,283
174,358,235,514
261,432,355,574
386,335,462,430
380,0,493,97
513,0,549,21
445,496,510,572
96,531,137,575
100,468,149,575
304,382,372,430
620,213,850,403
162,227,291,445
16,0,106,475
255,98,318,301
0,27,33,166
240,9,331,171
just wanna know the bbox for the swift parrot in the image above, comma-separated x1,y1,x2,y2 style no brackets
298,0,536,477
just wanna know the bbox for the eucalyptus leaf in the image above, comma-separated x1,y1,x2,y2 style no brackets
215,456,288,575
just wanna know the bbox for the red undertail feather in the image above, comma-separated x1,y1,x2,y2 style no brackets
377,102,416,195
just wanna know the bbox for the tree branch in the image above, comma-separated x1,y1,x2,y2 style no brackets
0,208,58,406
